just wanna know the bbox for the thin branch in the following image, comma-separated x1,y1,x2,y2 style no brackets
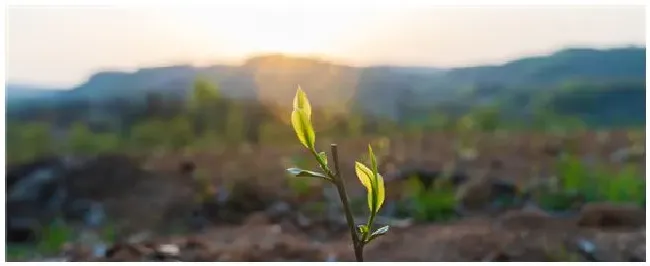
330,144,364,262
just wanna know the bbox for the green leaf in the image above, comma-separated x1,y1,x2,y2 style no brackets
355,161,385,216
293,86,312,118
368,225,390,242
290,87,316,150
357,224,369,235
291,108,315,149
286,168,330,181
369,145,378,178
318,151,328,166
376,172,385,213
356,224,370,241
366,145,386,218
355,162,373,198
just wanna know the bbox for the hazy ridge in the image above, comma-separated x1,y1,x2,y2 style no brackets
6,47,646,127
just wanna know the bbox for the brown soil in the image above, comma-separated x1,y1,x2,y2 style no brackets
7,130,646,261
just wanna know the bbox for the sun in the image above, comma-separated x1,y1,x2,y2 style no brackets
238,30,321,55
172,7,362,57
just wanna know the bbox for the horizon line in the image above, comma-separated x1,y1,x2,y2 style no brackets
7,44,646,89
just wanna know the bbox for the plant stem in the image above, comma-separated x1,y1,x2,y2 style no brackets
329,144,364,262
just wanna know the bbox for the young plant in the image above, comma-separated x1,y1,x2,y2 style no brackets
286,87,388,262
535,155,646,212
405,175,457,222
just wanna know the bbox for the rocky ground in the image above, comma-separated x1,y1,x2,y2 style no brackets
5,130,646,261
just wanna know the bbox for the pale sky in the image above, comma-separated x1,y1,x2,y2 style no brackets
6,6,646,87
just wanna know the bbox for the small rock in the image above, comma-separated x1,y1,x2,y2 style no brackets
157,244,180,257
577,202,645,229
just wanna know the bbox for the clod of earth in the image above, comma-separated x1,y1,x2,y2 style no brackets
576,202,646,229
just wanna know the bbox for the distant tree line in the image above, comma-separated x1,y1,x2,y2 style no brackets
5,77,642,164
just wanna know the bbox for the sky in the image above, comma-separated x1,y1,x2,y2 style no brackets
6,5,646,87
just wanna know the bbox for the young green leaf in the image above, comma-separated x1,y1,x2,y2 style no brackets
293,86,312,118
356,224,369,236
366,145,386,220
290,87,316,150
286,168,330,181
355,162,373,199
376,169,385,213
355,162,385,216
367,225,390,243
368,145,379,185
318,151,328,166
291,108,315,149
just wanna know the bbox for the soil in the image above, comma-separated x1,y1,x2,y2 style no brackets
5,130,646,261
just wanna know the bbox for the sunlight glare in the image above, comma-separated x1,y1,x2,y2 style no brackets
170,7,377,58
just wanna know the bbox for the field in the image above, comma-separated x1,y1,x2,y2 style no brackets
5,6,647,262
6,129,646,262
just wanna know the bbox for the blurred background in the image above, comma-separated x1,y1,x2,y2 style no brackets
4,4,647,262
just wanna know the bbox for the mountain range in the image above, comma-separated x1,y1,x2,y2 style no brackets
6,47,646,127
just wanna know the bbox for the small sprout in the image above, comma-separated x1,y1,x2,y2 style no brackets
286,86,388,262
357,224,369,237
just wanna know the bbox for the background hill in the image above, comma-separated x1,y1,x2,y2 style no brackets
6,47,646,128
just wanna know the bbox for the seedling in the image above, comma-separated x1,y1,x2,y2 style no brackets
406,175,457,222
535,155,646,211
286,87,388,262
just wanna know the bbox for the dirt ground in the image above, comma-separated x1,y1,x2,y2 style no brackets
81,210,643,262
6,130,646,261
